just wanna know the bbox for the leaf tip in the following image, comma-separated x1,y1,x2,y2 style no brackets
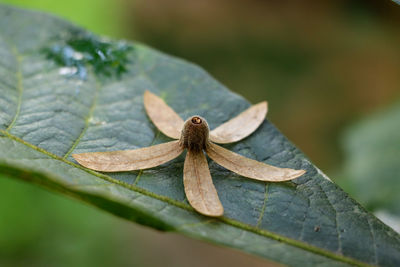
144,90,155,100
260,100,268,108
289,169,306,180
197,206,224,217
259,101,268,116
71,153,90,168
71,153,83,163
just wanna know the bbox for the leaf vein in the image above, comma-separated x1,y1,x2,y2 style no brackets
367,217,378,265
317,183,342,254
5,45,23,132
62,80,100,159
256,183,269,228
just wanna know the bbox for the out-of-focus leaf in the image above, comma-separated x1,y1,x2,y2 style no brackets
340,102,400,217
0,5,399,266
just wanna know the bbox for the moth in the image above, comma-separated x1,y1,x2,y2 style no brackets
73,91,306,217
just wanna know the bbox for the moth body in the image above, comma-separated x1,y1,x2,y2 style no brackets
180,116,209,151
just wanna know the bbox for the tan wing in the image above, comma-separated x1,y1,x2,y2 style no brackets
209,101,268,144
206,143,305,182
144,90,184,139
72,141,183,172
184,150,224,217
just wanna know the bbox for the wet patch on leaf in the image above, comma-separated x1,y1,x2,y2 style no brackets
44,31,132,79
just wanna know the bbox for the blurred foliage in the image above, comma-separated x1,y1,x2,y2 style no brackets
0,0,126,38
0,176,136,267
339,102,400,216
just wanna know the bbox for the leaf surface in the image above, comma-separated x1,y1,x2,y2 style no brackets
0,5,399,267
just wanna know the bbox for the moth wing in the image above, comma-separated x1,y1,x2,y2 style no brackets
72,141,183,172
144,90,184,139
209,101,268,144
206,143,305,182
184,150,224,217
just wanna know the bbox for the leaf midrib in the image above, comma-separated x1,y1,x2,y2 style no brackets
0,129,371,267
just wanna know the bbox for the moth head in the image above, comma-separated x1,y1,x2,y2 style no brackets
180,116,210,151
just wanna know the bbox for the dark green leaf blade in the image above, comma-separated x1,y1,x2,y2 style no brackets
0,5,399,267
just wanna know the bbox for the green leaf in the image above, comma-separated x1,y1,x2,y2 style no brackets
0,5,399,266
340,102,400,217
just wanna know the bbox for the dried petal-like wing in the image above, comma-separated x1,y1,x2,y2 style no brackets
209,101,268,144
72,141,183,172
184,150,224,217
144,90,184,139
206,143,305,181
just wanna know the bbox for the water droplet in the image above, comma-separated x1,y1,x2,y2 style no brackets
96,49,106,61
72,51,84,60
59,66,78,76
43,31,133,79
88,117,107,125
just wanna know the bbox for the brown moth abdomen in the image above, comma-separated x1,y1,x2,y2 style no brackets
180,116,210,151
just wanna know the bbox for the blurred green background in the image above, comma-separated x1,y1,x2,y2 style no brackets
0,0,399,266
